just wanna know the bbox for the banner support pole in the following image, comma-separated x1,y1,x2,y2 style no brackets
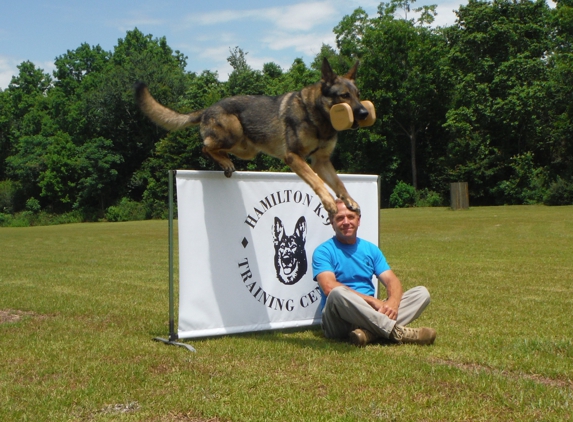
154,170,196,352
376,175,383,300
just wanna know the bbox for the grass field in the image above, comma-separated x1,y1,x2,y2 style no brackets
1,205,572,421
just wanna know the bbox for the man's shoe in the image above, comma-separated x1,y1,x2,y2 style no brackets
390,325,436,345
349,328,377,347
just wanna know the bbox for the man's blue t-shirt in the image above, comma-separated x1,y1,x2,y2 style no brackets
312,237,391,307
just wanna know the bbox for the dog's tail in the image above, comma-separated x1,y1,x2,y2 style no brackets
135,82,202,131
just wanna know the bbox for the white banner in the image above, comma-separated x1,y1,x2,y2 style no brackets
176,170,379,339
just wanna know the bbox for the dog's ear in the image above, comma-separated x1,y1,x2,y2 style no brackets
273,217,284,245
293,217,307,243
344,61,359,81
321,58,337,84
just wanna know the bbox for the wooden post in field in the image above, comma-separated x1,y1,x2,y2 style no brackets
450,182,469,210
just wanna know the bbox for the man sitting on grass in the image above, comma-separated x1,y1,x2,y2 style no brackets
312,199,437,347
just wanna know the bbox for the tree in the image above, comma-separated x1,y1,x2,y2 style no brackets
75,137,123,213
332,2,450,202
5,135,51,207
53,43,111,97
7,61,53,138
0,91,13,180
1,29,190,215
50,43,111,137
19,133,122,214
333,7,370,59
226,47,265,96
37,132,79,209
444,0,554,204
76,29,188,204
310,44,353,76
545,0,573,186
284,58,319,90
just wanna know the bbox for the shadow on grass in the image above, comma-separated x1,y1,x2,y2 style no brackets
155,326,399,353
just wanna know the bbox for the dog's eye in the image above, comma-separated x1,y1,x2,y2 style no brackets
340,93,350,99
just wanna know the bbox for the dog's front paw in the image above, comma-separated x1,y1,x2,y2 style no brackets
322,198,338,217
344,198,361,215
221,164,236,178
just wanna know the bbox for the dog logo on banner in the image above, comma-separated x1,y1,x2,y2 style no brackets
238,189,329,314
273,216,307,285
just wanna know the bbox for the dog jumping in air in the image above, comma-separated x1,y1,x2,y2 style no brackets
135,58,373,216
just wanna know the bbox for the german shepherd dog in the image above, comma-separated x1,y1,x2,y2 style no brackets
272,216,308,285
135,58,369,216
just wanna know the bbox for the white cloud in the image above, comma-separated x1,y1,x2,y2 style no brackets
184,1,338,32
262,30,335,56
245,54,287,71
188,9,247,26
258,2,339,32
432,2,462,27
198,45,234,63
174,1,349,74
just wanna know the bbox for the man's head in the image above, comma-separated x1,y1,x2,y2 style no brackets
330,199,361,244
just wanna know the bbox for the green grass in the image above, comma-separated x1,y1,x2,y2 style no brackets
1,206,572,421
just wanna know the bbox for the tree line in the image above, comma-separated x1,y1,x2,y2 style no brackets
1,0,572,225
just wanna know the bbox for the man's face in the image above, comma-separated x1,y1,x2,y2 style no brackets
331,201,361,244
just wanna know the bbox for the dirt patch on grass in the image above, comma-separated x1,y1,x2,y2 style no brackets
166,415,226,422
90,404,227,421
0,309,38,324
99,402,141,415
431,357,572,388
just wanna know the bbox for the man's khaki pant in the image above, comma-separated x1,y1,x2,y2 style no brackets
321,285,431,339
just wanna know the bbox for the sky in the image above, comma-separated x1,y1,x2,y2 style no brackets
0,0,470,90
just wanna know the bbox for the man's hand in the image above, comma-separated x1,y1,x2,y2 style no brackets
365,297,398,320
377,270,404,320
378,299,399,320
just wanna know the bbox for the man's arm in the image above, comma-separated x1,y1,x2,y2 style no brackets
377,269,404,320
316,271,388,313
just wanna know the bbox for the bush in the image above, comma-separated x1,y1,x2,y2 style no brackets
389,181,417,208
105,198,148,222
417,188,443,207
35,210,85,226
543,177,573,205
25,197,41,213
0,212,13,226
0,210,85,227
142,198,169,219
389,182,443,208
2,211,35,227
495,153,545,205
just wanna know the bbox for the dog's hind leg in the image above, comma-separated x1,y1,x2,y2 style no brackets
310,154,360,214
284,152,338,215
